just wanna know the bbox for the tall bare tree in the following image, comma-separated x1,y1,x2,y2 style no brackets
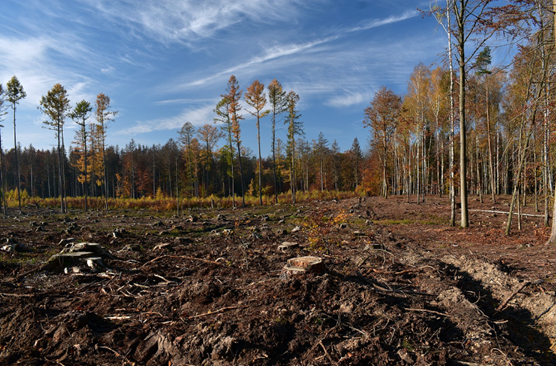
285,91,303,204
6,76,26,213
196,124,222,196
364,87,402,198
39,83,70,213
95,93,117,210
214,97,236,206
267,79,288,203
0,84,7,214
245,80,269,206
70,100,92,211
178,122,197,197
545,0,556,244
224,75,245,207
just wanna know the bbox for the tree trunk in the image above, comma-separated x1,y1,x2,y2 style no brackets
257,117,263,206
485,81,496,204
0,134,6,215
457,0,469,228
57,124,64,213
236,141,245,207
13,105,22,213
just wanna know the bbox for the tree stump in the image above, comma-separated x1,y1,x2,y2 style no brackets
281,256,325,279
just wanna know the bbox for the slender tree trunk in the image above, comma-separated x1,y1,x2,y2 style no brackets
102,138,108,210
416,138,420,204
257,117,263,206
47,161,51,198
485,81,496,204
272,115,278,204
476,134,482,203
0,134,6,215
291,137,296,204
227,127,235,208
236,141,245,207
176,159,180,216
84,135,88,211
57,125,64,213
457,1,469,228
507,82,539,235
517,188,522,231
61,128,67,212
13,105,22,213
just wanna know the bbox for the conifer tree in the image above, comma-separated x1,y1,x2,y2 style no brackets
214,97,236,206
178,122,197,197
0,84,7,214
224,75,245,207
39,83,70,213
285,91,303,204
245,80,269,205
351,138,362,189
6,76,26,213
196,124,222,196
70,100,92,211
95,93,117,210
267,79,287,203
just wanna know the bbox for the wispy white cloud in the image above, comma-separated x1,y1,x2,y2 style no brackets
170,10,423,94
115,104,216,135
326,91,373,108
101,66,115,74
78,0,325,44
184,37,337,88
349,10,420,32
0,35,98,108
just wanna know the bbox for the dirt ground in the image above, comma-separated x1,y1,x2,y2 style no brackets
1,194,556,365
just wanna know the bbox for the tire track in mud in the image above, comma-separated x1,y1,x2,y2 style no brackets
402,245,556,364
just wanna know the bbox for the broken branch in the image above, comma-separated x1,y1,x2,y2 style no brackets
142,255,220,267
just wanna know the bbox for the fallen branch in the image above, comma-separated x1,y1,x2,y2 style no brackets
405,308,448,317
98,345,135,365
469,209,544,218
142,255,220,267
495,281,531,313
0,292,34,298
370,266,434,276
371,283,435,297
153,274,175,283
319,340,337,365
105,316,132,321
186,305,243,320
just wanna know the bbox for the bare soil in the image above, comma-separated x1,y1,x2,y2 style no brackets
1,195,556,365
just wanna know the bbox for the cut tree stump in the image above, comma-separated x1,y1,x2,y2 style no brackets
47,252,95,269
281,256,325,279
46,242,113,272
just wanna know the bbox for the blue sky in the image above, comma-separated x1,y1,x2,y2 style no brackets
1,0,448,156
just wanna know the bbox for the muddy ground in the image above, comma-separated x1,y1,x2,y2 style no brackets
1,195,556,365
